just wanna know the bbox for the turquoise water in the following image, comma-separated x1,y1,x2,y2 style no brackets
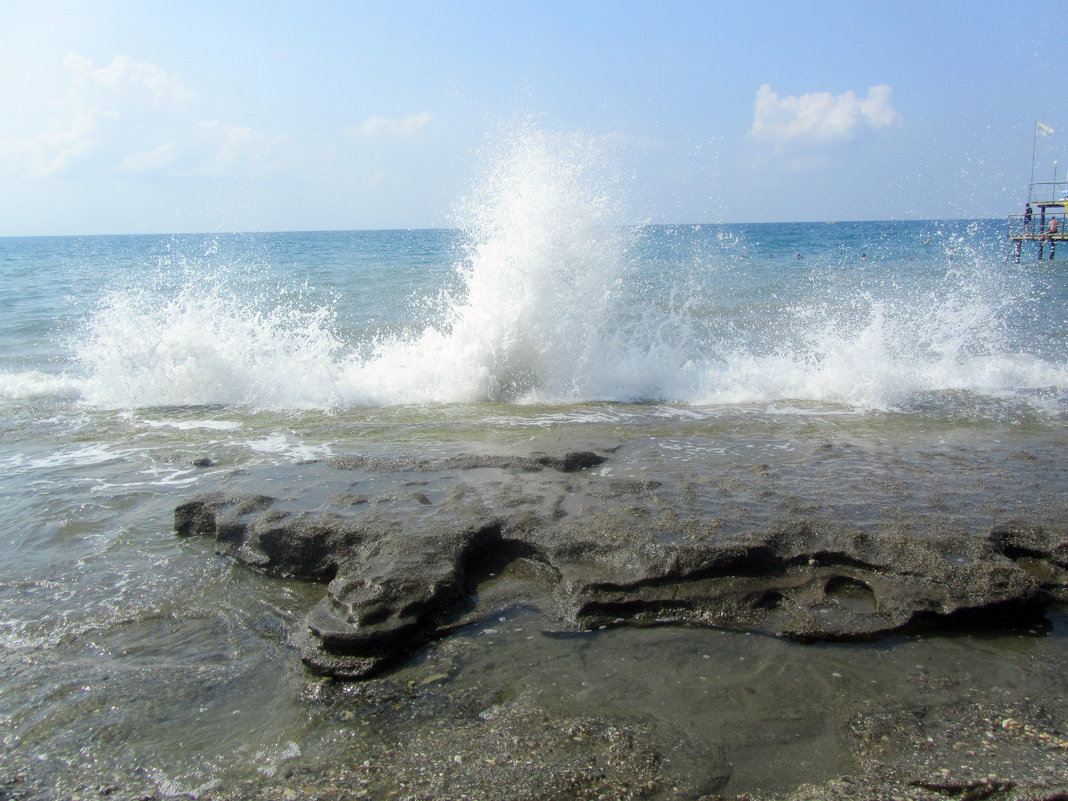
0,131,1066,797
2,220,1064,413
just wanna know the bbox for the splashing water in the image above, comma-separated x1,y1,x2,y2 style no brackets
350,128,637,403
77,278,348,408
64,127,1066,416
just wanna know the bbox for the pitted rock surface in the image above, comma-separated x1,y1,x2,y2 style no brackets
175,450,1066,679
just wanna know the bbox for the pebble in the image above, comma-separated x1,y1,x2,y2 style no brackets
417,673,450,686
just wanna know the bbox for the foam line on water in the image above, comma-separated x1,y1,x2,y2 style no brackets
0,369,82,400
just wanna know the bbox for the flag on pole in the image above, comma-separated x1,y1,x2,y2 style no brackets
1037,121,1055,136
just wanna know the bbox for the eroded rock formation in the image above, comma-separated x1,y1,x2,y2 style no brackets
175,450,1068,679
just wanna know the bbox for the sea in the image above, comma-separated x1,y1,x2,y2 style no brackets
1,132,1066,798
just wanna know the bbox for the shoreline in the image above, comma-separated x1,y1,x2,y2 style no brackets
160,433,1068,800
6,609,1068,800
3,424,1067,801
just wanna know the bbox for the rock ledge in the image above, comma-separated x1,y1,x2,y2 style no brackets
175,450,1068,679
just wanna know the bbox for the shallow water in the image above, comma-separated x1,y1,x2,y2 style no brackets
8,552,1067,796
2,404,1065,797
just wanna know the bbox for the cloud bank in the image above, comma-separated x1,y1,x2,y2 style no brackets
0,53,278,178
750,84,900,144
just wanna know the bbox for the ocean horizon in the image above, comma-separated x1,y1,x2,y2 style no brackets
0,215,1010,241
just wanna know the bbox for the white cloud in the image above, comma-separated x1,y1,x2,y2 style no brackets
117,142,181,172
63,52,196,106
750,83,900,144
0,52,283,180
0,105,112,176
193,121,285,175
354,111,433,137
0,53,196,176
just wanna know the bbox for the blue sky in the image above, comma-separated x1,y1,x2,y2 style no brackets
1,0,1063,235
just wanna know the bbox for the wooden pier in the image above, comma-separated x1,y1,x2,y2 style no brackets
1008,183,1068,261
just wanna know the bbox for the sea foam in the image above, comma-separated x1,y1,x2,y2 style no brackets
0,369,83,401
346,127,638,404
68,127,1067,415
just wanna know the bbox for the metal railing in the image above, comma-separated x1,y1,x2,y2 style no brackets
1027,180,1068,204
1008,205,1066,238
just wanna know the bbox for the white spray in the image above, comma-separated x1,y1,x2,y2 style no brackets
348,127,641,403
67,127,1067,415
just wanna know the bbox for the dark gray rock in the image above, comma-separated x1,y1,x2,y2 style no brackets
175,450,1066,679
990,520,1068,599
